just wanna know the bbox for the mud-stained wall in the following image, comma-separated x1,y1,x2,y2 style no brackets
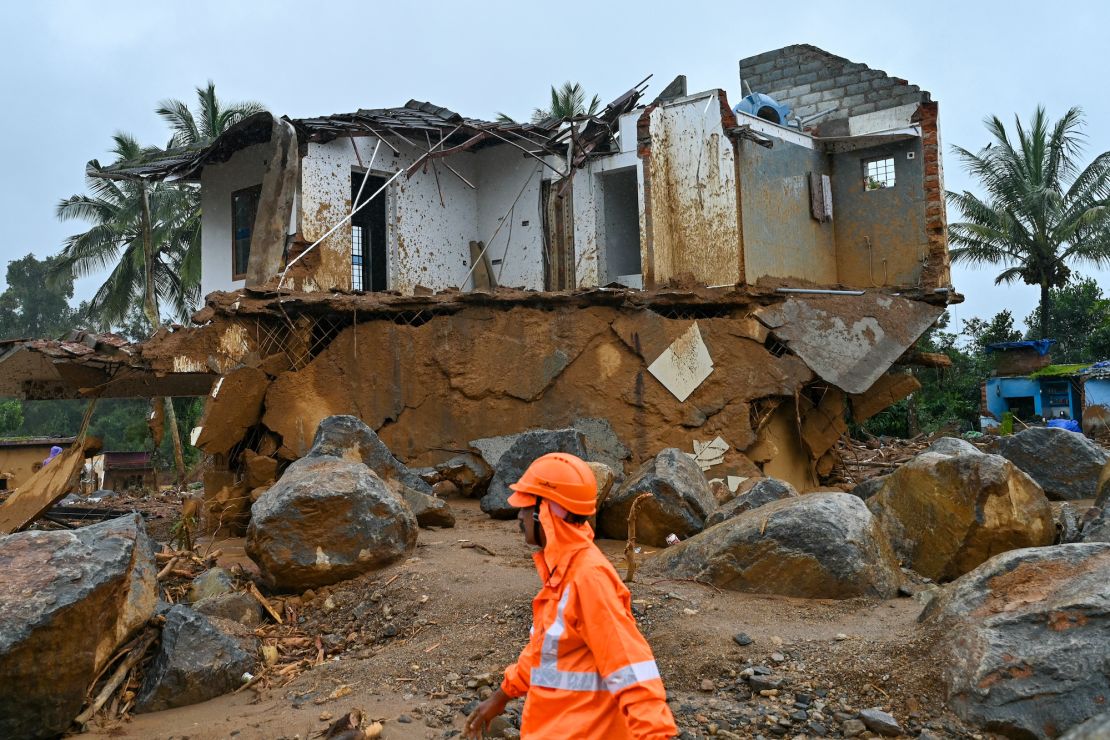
739,138,837,285
199,143,280,297
259,305,817,488
832,140,928,288
643,92,742,287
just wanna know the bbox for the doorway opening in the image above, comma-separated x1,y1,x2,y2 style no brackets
599,168,641,287
352,171,387,292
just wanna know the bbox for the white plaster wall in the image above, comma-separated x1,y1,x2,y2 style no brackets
473,145,544,290
301,138,480,294
199,142,270,297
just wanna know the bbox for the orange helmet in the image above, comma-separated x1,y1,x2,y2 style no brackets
508,452,598,516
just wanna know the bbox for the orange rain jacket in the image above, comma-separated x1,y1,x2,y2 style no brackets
501,501,678,739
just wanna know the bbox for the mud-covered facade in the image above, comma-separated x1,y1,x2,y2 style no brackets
0,45,957,532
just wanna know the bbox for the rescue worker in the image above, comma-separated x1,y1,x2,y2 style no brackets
464,452,677,739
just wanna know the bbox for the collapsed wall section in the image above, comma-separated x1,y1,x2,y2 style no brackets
180,289,941,524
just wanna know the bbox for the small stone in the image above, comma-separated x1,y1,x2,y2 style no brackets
397,714,412,723
835,633,848,641
748,675,783,692
683,608,699,616
733,632,754,646
842,719,866,737
791,710,808,722
770,652,786,663
323,596,336,612
806,721,828,736
701,679,716,692
770,636,784,647
859,707,902,736
319,712,333,721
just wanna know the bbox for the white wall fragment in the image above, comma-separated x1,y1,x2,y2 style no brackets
688,435,730,471
648,322,714,402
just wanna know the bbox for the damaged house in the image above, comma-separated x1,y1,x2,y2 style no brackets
0,44,955,530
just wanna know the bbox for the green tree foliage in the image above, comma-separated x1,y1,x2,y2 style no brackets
0,401,22,435
156,81,264,148
0,254,79,340
54,133,200,328
1024,277,1110,362
963,309,1023,353
947,107,1110,339
497,82,602,125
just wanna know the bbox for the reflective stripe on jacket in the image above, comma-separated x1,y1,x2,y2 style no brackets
501,502,677,739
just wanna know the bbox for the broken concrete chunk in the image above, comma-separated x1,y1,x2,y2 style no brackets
704,477,798,528
753,294,943,395
310,415,433,495
647,493,902,599
480,429,589,519
135,605,256,713
995,426,1109,500
922,543,1110,738
647,322,714,402
866,451,1054,581
0,514,157,739
247,456,417,589
194,366,270,455
850,372,921,423
242,449,279,488
689,436,730,471
598,448,717,547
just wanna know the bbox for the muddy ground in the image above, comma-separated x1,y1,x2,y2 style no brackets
75,499,977,740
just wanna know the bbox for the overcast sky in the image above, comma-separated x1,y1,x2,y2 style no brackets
2,0,1108,335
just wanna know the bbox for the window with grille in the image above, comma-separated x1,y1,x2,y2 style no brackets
863,156,896,190
231,184,262,278
352,224,364,291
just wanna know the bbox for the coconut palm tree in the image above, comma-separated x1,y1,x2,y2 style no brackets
156,80,264,147
947,106,1110,339
55,133,199,327
497,82,601,125
54,133,199,481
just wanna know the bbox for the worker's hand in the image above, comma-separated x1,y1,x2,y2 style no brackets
463,686,510,739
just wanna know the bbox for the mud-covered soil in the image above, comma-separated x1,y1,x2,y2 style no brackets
76,500,978,740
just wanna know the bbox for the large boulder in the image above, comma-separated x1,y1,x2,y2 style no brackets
480,429,589,519
647,493,902,599
310,415,433,494
704,477,798,527
1062,712,1110,740
921,544,1110,739
598,448,717,546
925,436,984,456
995,427,1108,500
866,451,1055,581
135,605,256,712
0,514,157,739
247,456,417,589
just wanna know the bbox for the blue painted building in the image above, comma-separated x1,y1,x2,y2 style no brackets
980,342,1109,435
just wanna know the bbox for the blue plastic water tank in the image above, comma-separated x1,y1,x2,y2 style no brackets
733,93,792,125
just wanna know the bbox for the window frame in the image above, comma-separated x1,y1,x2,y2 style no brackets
862,155,896,191
231,184,263,280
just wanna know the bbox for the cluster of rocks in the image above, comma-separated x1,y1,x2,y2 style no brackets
0,515,260,738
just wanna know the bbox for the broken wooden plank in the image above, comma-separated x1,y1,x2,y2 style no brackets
0,444,86,535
